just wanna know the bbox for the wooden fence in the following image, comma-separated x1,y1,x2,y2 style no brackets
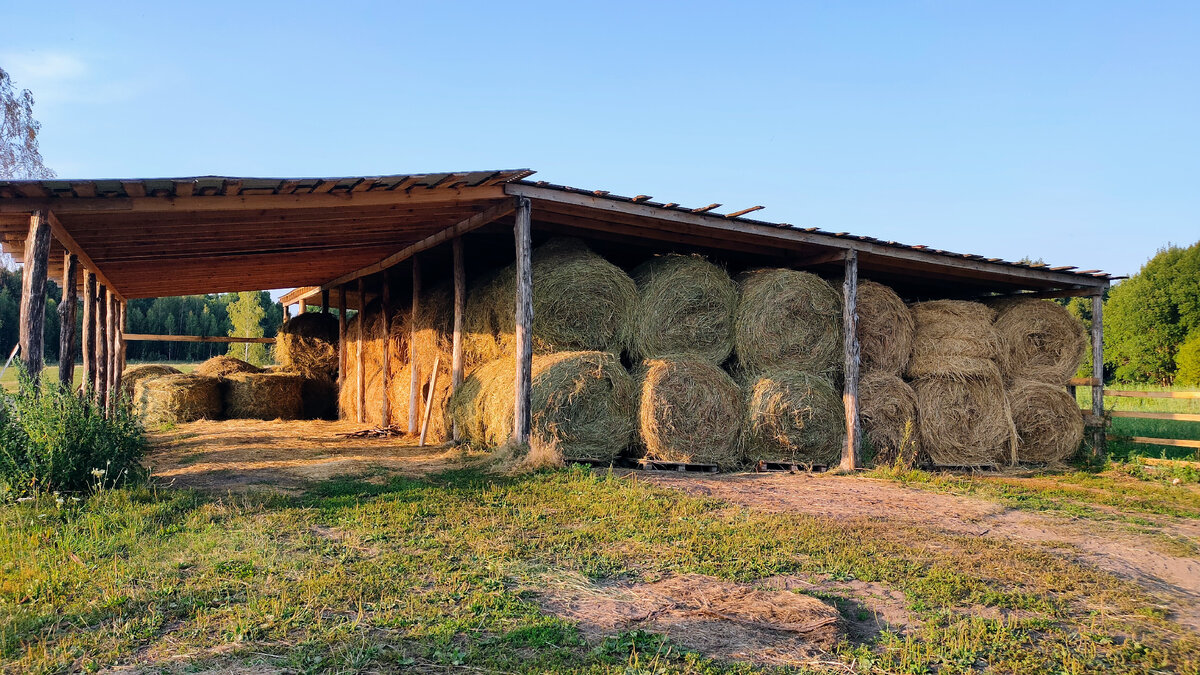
1069,377,1200,451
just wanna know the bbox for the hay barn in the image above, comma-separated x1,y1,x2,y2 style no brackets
0,169,1113,468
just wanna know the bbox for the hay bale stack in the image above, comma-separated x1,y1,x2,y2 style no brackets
194,355,261,379
120,364,182,402
992,299,1086,384
860,372,920,467
463,238,637,362
133,374,222,425
450,352,636,460
337,301,388,424
1008,379,1084,463
742,370,843,466
224,372,305,420
276,312,340,380
631,254,737,364
906,301,1000,379
734,269,842,376
638,357,743,465
386,283,456,439
913,361,1015,467
858,281,914,374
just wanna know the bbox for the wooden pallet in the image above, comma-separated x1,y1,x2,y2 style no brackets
755,461,829,473
635,459,719,473
927,463,999,472
563,457,617,468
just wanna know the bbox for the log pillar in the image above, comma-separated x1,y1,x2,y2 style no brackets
381,270,392,425
82,270,96,395
1091,293,1105,457
513,197,533,444
58,253,79,389
96,284,109,410
18,209,52,385
321,290,330,315
451,237,465,442
356,278,366,424
840,249,861,471
106,290,118,411
337,286,347,399
115,300,126,405
408,256,421,434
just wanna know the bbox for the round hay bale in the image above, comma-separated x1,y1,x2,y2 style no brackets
276,312,340,380
638,357,743,465
224,372,305,420
858,281,914,374
630,254,737,364
463,238,637,361
734,268,842,376
120,364,182,402
743,370,843,466
194,355,261,379
906,301,1000,379
860,371,920,467
913,362,1016,467
993,299,1086,384
450,352,636,461
133,374,222,425
1008,379,1084,463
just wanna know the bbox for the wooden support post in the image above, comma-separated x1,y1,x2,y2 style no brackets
451,237,465,442
356,278,366,424
18,209,51,385
113,300,125,407
513,197,533,444
380,269,392,425
321,289,330,314
282,302,291,328
96,284,108,410
82,270,95,395
337,285,347,401
57,253,79,389
408,255,421,434
107,290,118,411
840,249,861,471
1091,293,1105,457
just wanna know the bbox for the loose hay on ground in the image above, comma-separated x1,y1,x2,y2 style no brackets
194,355,261,379
992,299,1087,384
276,312,340,380
638,357,743,465
858,281,914,374
906,300,1001,379
224,372,305,420
913,361,1016,467
631,253,737,364
860,371,920,467
742,370,843,466
133,374,222,425
120,364,182,402
734,268,842,376
1008,378,1084,463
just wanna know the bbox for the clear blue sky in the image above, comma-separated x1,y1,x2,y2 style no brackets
3,1,1197,281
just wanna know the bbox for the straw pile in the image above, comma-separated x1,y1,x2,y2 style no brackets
638,357,743,465
1008,379,1084,463
463,238,636,362
742,370,843,466
120,364,182,402
734,269,842,376
133,374,222,425
858,281,913,374
450,351,636,460
631,254,737,364
906,301,1000,379
195,355,262,378
386,284,456,440
913,362,1015,466
276,312,339,380
224,372,305,420
993,299,1086,384
859,372,920,467
337,301,388,425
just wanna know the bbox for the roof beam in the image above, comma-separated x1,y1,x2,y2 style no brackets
45,210,124,301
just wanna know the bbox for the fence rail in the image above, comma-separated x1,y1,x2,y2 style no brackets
123,333,275,344
1077,386,1200,453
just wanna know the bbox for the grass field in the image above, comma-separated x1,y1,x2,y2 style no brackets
1076,385,1200,461
0,362,198,393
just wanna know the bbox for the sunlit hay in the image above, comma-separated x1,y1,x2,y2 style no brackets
276,312,339,381
1008,379,1084,464
630,253,737,364
387,283,456,438
913,361,1016,467
120,364,182,402
489,438,566,474
859,371,920,468
638,357,743,466
389,361,456,440
734,268,842,377
906,301,1001,379
194,355,261,379
465,238,637,359
336,300,387,424
451,352,636,461
463,267,508,366
223,372,305,420
742,370,844,467
857,280,914,375
133,374,222,425
992,299,1087,384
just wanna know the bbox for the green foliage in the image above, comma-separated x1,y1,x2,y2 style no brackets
225,291,269,365
0,373,147,499
1177,333,1200,387
1,66,55,180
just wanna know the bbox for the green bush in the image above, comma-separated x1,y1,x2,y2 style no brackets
0,373,147,499
1177,333,1200,387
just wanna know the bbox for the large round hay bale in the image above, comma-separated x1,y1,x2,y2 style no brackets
1008,379,1084,463
133,374,222,425
913,362,1015,467
194,355,261,378
120,364,182,402
224,372,305,420
276,312,339,380
630,254,736,364
742,370,843,466
860,371,920,467
450,352,636,460
858,281,914,375
463,238,637,362
638,357,743,465
734,269,842,376
993,299,1086,384
906,301,1000,379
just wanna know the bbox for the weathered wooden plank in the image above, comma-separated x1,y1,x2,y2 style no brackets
107,290,118,411
451,237,465,443
1091,294,1105,457
419,356,441,447
381,268,392,426
18,209,52,384
337,285,347,404
96,284,108,410
1105,391,1200,399
82,270,95,394
45,211,124,301
1112,436,1200,449
123,334,276,343
58,253,79,388
1068,377,1101,386
1110,411,1200,422
513,197,533,444
840,249,861,471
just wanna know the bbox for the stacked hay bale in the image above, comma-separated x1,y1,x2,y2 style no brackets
993,299,1087,463
133,374,222,425
387,283,456,441
856,281,920,466
224,372,305,420
337,300,389,425
120,364,182,402
276,312,340,420
639,358,743,465
194,355,260,378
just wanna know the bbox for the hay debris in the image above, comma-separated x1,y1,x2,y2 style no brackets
120,364,182,402
631,254,737,364
857,281,914,374
734,269,842,376
276,312,340,380
742,370,843,466
913,361,1016,467
194,355,262,379
992,299,1087,384
133,374,222,425
224,372,305,420
1008,379,1084,463
906,300,1000,379
859,371,920,467
638,357,743,465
